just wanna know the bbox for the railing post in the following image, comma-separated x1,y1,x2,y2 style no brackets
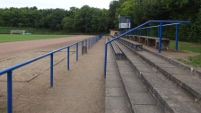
91,38,92,47
82,41,84,55
76,43,78,61
50,54,54,87
89,38,91,49
104,43,108,77
88,39,90,49
7,71,13,113
159,22,163,53
92,38,93,46
67,47,70,70
176,24,179,51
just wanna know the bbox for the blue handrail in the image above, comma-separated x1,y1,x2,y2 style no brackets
104,20,190,77
0,35,102,113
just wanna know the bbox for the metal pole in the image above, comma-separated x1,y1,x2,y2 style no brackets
159,22,163,53
90,39,92,48
82,41,84,55
67,47,70,70
50,54,54,87
87,39,90,48
176,24,179,51
103,20,153,76
104,44,108,77
76,43,78,61
7,71,12,113
88,39,90,49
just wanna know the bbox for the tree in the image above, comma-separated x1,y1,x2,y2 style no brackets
62,17,74,32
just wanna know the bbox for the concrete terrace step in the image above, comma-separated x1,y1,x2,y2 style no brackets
105,44,132,113
116,41,201,113
138,51,201,101
116,60,163,113
118,39,201,101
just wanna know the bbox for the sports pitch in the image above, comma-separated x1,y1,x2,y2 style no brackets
0,34,73,43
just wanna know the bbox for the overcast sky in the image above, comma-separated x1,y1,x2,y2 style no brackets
0,0,112,10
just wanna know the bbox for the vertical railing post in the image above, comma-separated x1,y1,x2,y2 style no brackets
176,24,179,51
82,41,84,55
104,43,108,77
50,54,54,87
87,39,90,48
67,47,70,70
86,40,88,49
90,39,91,48
76,43,78,61
92,38,94,46
7,71,13,113
91,38,92,47
159,22,163,53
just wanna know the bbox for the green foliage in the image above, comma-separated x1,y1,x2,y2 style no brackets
108,0,201,43
62,17,74,31
0,6,110,33
0,35,72,43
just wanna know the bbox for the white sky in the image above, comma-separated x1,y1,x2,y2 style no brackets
0,0,112,10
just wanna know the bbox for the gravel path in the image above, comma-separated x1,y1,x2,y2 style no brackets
0,36,105,113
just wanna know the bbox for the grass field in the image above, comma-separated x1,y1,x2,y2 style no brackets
170,40,201,53
170,40,201,67
0,34,73,43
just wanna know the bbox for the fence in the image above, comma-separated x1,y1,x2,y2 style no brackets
0,35,102,113
104,20,190,77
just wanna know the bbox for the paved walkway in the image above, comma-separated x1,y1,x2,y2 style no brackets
2,38,106,113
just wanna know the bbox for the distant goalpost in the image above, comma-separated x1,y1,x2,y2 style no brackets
10,30,26,34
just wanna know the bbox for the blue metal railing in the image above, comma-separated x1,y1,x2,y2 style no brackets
0,35,102,113
104,20,190,77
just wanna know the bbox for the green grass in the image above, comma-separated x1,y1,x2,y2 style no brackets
0,94,6,113
0,94,4,97
187,55,201,67
0,107,6,113
170,40,201,67
0,34,73,43
170,40,201,53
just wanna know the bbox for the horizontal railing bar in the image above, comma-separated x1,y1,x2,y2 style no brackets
0,52,51,75
139,23,181,29
0,37,95,75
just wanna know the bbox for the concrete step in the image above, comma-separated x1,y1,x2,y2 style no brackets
116,41,201,113
118,39,201,102
116,60,163,113
137,51,201,101
105,44,132,113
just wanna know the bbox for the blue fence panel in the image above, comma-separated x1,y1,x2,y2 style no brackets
0,35,103,113
104,20,190,77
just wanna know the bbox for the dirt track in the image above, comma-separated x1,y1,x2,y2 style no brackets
0,35,91,59
0,35,105,113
